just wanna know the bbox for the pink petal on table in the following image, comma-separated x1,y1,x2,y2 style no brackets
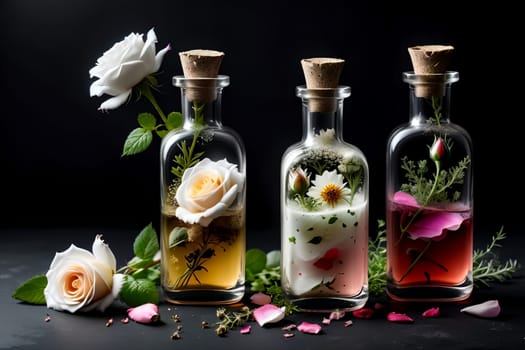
344,320,353,327
250,292,272,305
322,317,331,325
422,307,440,318
329,310,346,320
240,325,251,334
283,333,295,338
460,300,501,318
387,312,414,323
127,303,160,324
253,304,286,326
282,324,297,331
374,302,385,310
352,307,374,319
297,321,322,334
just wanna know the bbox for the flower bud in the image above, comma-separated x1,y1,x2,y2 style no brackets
288,167,310,195
127,303,160,324
429,136,446,161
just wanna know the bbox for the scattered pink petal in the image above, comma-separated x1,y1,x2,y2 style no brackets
374,302,385,310
250,292,272,305
344,320,353,327
240,325,251,334
127,303,160,324
283,333,295,338
253,304,286,326
297,321,322,334
282,324,297,331
329,310,346,320
352,307,374,319
422,307,440,318
322,317,331,325
387,312,414,323
460,300,501,318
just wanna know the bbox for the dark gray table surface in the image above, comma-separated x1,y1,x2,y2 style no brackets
1,226,523,350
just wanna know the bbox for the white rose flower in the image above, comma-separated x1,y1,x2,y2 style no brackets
89,28,170,110
44,235,125,313
175,158,244,227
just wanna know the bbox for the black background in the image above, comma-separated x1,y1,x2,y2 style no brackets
1,0,522,239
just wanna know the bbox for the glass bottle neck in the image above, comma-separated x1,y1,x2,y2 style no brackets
296,85,351,143
403,71,458,126
173,75,229,128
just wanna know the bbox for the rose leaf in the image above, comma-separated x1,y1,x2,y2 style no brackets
166,111,183,131
137,112,156,130
133,223,159,260
122,128,153,156
12,274,47,305
120,276,159,307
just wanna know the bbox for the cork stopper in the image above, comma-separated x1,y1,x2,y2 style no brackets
408,45,454,98
301,57,345,112
179,49,225,102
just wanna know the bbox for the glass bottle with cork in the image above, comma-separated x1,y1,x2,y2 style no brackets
160,49,247,305
280,57,369,312
385,45,474,302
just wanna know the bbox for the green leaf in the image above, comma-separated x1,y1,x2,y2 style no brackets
133,223,159,260
137,112,157,130
120,275,159,307
131,267,160,284
308,236,322,244
168,227,188,248
156,129,168,138
127,256,153,269
12,275,47,304
166,111,183,130
122,128,153,156
245,248,267,278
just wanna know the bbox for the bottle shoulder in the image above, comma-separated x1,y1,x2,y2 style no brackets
161,125,246,169
281,139,369,170
387,122,473,151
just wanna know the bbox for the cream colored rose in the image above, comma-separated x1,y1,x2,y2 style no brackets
44,235,125,313
89,28,170,110
175,158,244,227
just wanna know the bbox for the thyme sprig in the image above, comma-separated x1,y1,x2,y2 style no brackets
473,226,520,287
170,102,206,180
368,219,387,296
214,306,253,336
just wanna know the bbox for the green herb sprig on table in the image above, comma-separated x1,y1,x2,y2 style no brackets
472,226,519,288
